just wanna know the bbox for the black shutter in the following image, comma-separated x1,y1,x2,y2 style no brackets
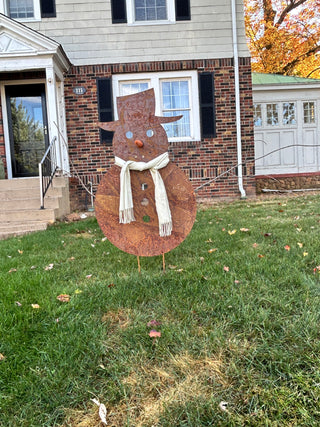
40,0,56,18
111,0,127,23
199,72,216,138
175,0,191,21
97,78,114,145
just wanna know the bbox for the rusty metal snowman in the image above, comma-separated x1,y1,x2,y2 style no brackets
95,88,196,260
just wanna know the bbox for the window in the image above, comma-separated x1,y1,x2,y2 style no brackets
8,0,34,18
127,0,174,24
135,0,167,21
111,0,190,24
3,0,40,20
282,102,296,125
266,103,278,126
0,0,55,20
303,102,315,124
113,71,200,141
253,103,262,127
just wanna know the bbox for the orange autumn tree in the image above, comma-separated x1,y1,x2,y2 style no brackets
244,0,320,78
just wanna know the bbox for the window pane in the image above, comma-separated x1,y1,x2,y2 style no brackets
303,102,315,124
162,81,189,109
163,110,191,138
8,0,34,18
283,102,296,125
161,80,191,138
135,0,167,21
253,104,262,127
266,104,278,126
120,82,149,96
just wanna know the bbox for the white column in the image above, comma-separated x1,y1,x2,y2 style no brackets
45,65,61,167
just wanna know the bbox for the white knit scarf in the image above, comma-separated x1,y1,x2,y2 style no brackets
114,152,172,237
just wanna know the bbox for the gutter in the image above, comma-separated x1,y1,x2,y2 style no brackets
231,0,246,198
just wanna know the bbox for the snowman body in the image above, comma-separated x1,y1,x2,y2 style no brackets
95,89,196,257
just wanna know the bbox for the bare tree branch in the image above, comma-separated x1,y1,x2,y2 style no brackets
276,0,308,26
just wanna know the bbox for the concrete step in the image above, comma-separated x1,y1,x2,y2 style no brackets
0,221,48,240
0,186,65,201
0,176,70,240
0,177,40,190
0,197,59,211
0,208,57,223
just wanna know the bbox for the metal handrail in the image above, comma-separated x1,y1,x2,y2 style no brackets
39,136,58,209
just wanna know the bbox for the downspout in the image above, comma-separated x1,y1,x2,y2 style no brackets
231,0,246,198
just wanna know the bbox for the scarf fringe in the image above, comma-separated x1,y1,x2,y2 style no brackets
119,208,135,224
159,221,172,237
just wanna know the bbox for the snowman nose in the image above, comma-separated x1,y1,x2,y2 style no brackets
135,139,144,148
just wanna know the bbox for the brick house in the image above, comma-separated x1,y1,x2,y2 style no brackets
0,0,255,226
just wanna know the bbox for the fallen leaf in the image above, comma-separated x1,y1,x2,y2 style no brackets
240,228,249,232
258,254,264,258
223,266,229,272
18,250,23,254
69,257,75,261
200,257,205,263
296,228,302,232
303,252,308,257
30,265,37,270
9,268,17,273
297,242,303,248
15,301,22,307
264,233,272,237
208,248,218,253
74,289,83,294
228,229,237,235
101,237,108,242
234,280,240,284
149,330,161,338
91,244,95,248
176,268,184,272
0,353,5,361
86,274,92,279
168,265,177,269
147,320,162,327
44,263,54,271
205,238,213,243
31,304,40,309
252,243,259,248
108,283,115,288
313,266,320,273
284,245,291,251
57,294,70,303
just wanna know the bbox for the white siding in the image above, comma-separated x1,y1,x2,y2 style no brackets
26,0,249,65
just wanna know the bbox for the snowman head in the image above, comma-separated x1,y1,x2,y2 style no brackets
99,88,182,162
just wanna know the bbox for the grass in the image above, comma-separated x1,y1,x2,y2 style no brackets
1,193,320,426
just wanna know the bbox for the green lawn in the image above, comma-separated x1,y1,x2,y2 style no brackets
1,194,320,426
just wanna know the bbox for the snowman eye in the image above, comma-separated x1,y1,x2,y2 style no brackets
146,129,154,137
126,131,133,139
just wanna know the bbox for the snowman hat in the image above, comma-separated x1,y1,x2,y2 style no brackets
99,88,182,132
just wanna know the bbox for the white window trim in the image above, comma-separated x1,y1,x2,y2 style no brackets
126,0,175,26
112,71,200,142
0,0,41,22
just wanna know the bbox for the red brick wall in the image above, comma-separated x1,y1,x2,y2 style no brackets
64,57,255,209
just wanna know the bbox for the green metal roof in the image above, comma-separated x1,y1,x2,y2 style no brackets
252,72,320,86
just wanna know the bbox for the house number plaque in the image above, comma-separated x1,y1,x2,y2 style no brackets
73,86,86,95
